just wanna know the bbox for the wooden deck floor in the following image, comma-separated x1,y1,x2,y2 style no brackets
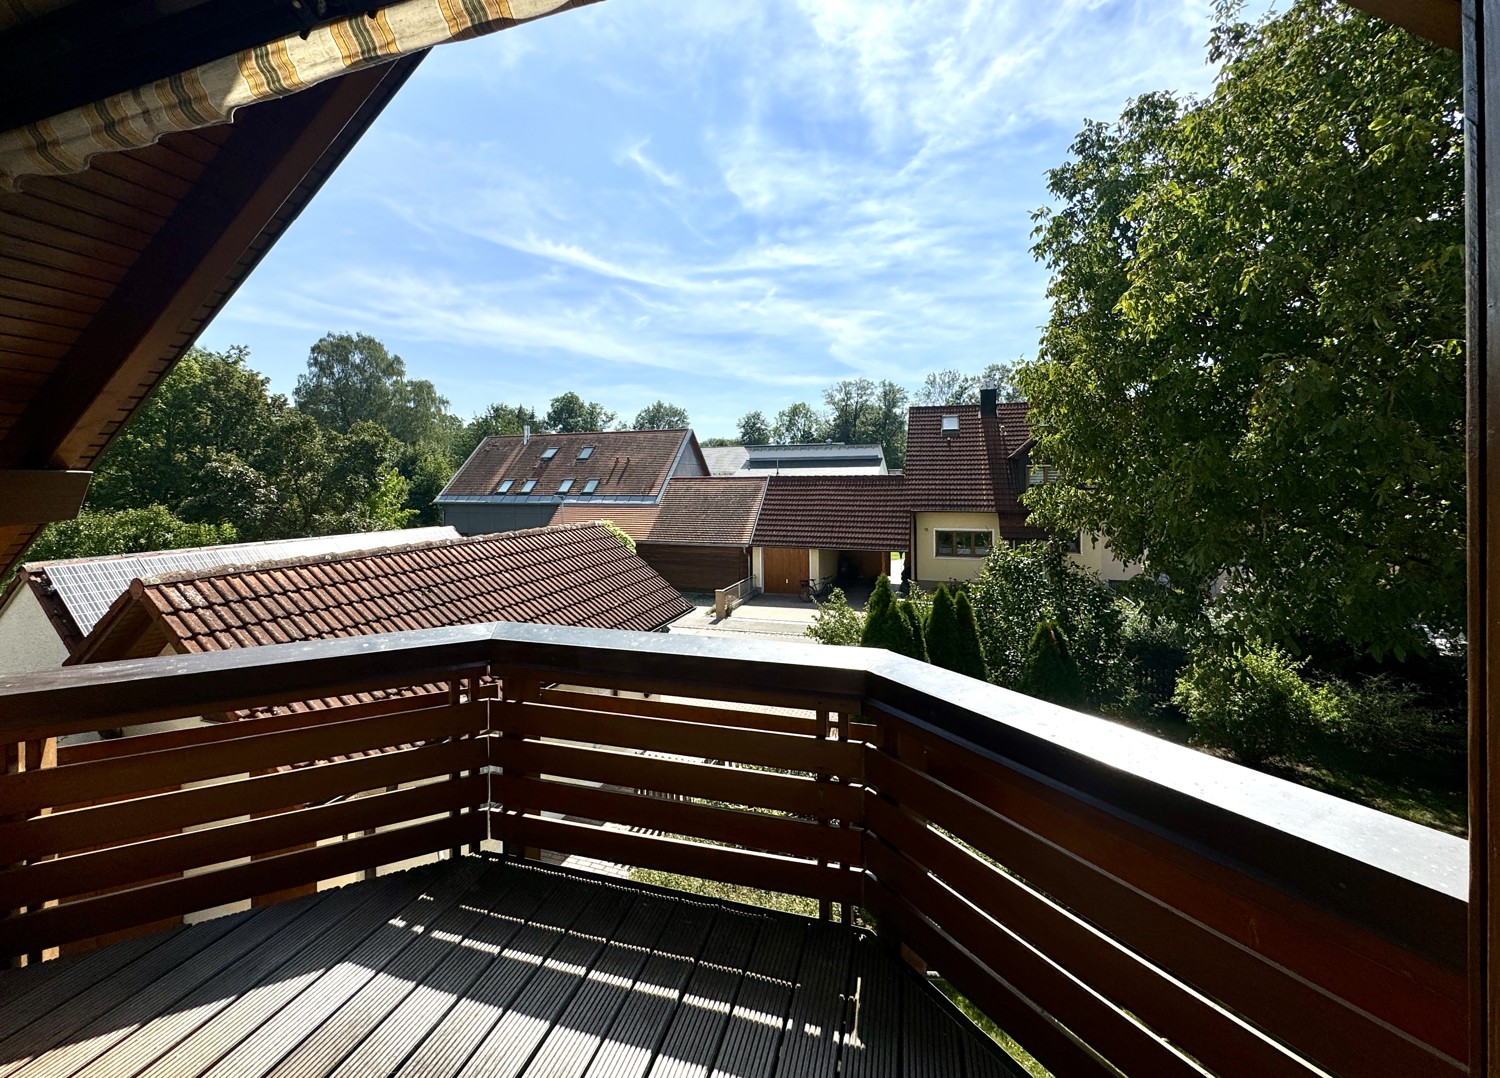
0,855,1020,1078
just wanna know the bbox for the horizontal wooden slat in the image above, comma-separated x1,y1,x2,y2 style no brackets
494,700,860,777
55,689,461,765
502,813,860,905
0,211,140,268
0,274,103,314
865,875,1115,1078
0,232,128,283
504,740,859,821
1,775,485,908
2,738,486,861
0,814,481,960
0,702,485,816
870,732,1467,1067
509,669,859,715
495,776,857,864
863,797,1307,1078
864,836,1201,1077
539,686,817,735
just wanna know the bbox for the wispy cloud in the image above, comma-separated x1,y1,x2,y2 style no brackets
203,0,1265,435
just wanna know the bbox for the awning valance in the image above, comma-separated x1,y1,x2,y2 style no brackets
0,0,600,191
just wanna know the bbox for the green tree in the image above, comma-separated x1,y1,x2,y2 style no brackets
968,542,1124,705
821,378,908,467
953,589,988,681
737,411,772,445
1020,620,1086,708
455,403,542,462
899,600,927,662
1022,0,1463,659
771,402,823,444
17,506,237,582
925,585,964,672
633,401,690,430
860,575,907,654
546,391,616,433
913,370,975,407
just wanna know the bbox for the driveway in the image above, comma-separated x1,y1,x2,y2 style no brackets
666,584,874,641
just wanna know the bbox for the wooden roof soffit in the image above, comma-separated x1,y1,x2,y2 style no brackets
1343,0,1459,49
0,470,90,526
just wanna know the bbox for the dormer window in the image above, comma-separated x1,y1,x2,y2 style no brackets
520,479,537,493
581,478,600,494
495,479,513,493
941,415,960,436
1029,464,1058,486
557,478,574,493
540,446,559,461
578,446,594,460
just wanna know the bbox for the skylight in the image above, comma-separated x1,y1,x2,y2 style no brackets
557,478,574,493
581,478,599,494
520,479,537,493
496,479,513,493
540,447,559,460
578,446,594,460
941,415,960,434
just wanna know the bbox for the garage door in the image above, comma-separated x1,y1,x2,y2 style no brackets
762,547,808,594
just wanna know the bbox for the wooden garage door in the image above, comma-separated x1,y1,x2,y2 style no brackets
849,550,889,580
762,547,808,593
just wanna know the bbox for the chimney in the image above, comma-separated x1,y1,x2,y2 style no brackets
523,424,531,446
980,387,998,418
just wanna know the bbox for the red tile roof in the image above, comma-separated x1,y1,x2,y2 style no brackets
902,402,1041,533
72,524,693,713
752,475,908,551
439,429,702,498
649,477,766,545
548,504,662,541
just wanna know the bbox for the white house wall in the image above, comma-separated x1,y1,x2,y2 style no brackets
0,587,70,675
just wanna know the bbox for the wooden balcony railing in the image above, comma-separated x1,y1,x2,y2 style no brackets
0,623,1469,1076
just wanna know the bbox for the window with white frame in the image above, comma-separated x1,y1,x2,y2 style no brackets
935,530,992,558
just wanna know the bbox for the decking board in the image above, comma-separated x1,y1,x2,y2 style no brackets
0,855,1022,1077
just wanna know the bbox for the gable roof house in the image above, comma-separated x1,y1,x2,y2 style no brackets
0,6,1481,1076
436,428,707,536
72,522,692,701
0,527,460,676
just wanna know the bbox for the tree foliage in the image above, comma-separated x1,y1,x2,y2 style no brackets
20,507,237,572
953,589,989,681
294,333,453,447
968,542,1124,705
1020,620,1086,708
633,401,690,430
546,392,617,433
771,402,823,445
821,378,909,468
913,364,1024,407
1021,0,1464,659
805,587,864,646
737,411,772,445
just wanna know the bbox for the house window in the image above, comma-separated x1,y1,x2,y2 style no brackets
557,478,574,493
540,447,559,461
581,478,600,494
578,446,594,460
520,479,537,493
941,415,960,435
1029,464,1059,486
936,530,992,558
495,479,513,493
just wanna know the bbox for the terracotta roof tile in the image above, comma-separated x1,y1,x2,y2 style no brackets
647,477,766,546
440,429,700,499
548,504,661,541
752,475,908,551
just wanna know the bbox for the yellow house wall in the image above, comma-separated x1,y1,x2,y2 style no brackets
1068,533,1142,583
914,511,1000,585
814,548,839,582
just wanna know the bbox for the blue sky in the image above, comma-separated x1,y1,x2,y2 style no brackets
198,0,1265,439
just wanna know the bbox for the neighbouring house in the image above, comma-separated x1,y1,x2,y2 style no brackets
733,442,888,477
0,526,459,676
903,389,1142,589
700,445,750,475
750,474,906,594
72,523,692,682
435,428,707,535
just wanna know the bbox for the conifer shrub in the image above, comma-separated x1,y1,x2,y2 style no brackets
925,585,963,674
1020,619,1086,707
898,600,928,662
953,589,988,682
860,575,910,654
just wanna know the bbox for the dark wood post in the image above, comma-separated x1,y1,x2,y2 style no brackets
1467,0,1498,1068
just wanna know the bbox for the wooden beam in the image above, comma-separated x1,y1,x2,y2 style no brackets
0,470,89,525
1347,0,1460,48
1469,1,1497,1070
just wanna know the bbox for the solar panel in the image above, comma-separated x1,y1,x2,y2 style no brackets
39,526,459,637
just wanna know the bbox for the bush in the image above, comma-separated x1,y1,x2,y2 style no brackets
805,588,864,646
1323,674,1463,762
952,589,988,681
898,600,928,662
1174,644,1331,766
1119,609,1191,721
968,541,1124,705
1020,619,1085,707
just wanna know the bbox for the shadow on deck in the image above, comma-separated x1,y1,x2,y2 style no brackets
0,855,1020,1078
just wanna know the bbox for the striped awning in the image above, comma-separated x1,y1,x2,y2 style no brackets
0,0,601,191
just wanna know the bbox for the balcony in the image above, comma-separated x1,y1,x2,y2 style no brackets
0,623,1468,1076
